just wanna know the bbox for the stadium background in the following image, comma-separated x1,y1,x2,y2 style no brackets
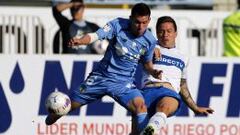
1,0,240,135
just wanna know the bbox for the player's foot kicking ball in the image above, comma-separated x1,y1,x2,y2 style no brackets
45,114,61,125
142,124,155,135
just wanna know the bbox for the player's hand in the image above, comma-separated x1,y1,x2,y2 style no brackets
194,107,214,115
152,69,162,80
154,47,161,60
68,37,80,47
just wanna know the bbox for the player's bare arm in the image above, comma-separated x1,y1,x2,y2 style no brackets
143,61,162,79
179,79,214,115
68,33,98,46
154,47,161,59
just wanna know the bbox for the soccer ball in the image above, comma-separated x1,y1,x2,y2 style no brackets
45,91,71,115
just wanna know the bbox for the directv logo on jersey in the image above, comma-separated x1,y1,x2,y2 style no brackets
154,55,185,71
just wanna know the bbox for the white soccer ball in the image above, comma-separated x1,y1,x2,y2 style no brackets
45,91,71,116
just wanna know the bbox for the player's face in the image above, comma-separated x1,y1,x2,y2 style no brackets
72,5,85,21
130,15,150,36
157,22,177,48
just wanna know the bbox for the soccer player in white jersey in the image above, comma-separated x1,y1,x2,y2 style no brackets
136,16,214,135
45,3,162,133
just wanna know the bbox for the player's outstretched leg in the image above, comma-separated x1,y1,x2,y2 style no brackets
45,101,81,125
142,124,155,135
141,112,167,135
142,96,179,135
45,113,62,125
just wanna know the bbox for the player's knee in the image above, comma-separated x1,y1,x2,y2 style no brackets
128,97,147,113
157,103,176,116
136,103,147,113
135,102,147,113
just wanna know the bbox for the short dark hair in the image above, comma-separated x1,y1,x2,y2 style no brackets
156,16,177,32
70,0,84,16
131,3,151,17
71,0,83,3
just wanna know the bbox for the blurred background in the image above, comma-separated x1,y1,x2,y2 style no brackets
0,0,237,56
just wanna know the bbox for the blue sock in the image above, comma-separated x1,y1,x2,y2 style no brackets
136,112,149,132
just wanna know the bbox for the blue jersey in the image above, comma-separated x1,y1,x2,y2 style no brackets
95,18,156,82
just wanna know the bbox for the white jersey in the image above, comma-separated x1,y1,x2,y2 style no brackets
142,45,189,93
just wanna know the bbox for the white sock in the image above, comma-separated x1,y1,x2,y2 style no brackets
147,112,167,131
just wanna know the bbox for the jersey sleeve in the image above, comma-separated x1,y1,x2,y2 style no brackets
96,19,117,40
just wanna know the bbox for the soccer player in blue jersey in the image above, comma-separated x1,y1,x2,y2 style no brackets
132,16,214,135
45,3,161,133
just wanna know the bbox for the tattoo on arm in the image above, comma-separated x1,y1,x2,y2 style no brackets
179,79,198,112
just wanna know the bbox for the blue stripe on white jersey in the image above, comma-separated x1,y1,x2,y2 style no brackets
153,54,185,71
